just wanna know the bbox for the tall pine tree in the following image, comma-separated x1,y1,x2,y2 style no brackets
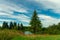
30,10,42,34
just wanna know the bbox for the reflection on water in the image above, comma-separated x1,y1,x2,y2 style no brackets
24,31,32,35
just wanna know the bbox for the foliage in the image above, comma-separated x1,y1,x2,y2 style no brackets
45,23,60,34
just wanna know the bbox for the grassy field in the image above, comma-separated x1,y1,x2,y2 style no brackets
0,29,60,40
12,35,60,40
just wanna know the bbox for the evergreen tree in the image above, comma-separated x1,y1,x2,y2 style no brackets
21,23,24,30
13,22,17,29
5,22,9,29
57,23,60,30
30,10,42,34
2,21,9,29
17,23,20,30
9,22,14,29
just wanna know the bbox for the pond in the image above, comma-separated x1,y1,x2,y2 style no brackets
24,31,32,35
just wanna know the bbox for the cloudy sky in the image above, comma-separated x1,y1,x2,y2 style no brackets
0,0,60,27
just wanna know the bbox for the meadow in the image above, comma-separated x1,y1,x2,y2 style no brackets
12,35,60,40
0,29,60,40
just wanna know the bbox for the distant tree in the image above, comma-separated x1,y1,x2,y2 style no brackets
13,22,17,29
47,24,58,34
9,22,14,29
2,21,6,29
2,21,9,29
41,27,47,34
57,23,60,30
5,22,9,29
17,23,20,30
30,10,42,34
20,23,24,30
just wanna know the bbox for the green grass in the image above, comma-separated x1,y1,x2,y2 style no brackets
12,35,60,40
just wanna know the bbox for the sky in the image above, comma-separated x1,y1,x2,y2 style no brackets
0,0,60,27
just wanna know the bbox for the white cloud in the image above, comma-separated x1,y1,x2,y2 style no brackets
0,12,30,24
0,12,9,15
38,14,60,27
0,0,28,15
0,0,30,25
0,19,15,22
0,12,30,23
0,4,28,14
8,14,30,23
32,0,60,14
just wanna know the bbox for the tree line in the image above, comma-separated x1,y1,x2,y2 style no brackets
0,10,60,34
1,21,24,31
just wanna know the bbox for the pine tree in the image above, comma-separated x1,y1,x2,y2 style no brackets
30,10,42,34
5,22,9,29
13,22,17,29
9,22,14,29
2,21,9,29
21,23,24,30
17,23,20,30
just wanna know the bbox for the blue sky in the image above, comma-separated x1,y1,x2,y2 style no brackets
0,0,60,27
